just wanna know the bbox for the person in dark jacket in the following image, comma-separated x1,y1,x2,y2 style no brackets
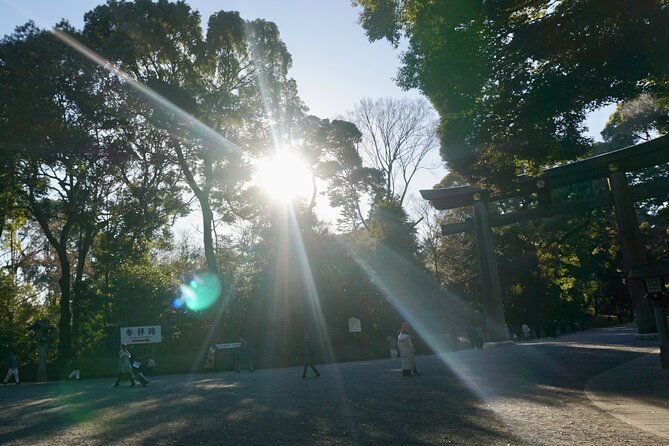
302,333,320,378
236,337,254,372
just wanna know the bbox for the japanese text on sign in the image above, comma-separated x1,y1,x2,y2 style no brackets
121,325,162,344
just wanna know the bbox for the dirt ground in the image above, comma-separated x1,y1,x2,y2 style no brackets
0,325,665,445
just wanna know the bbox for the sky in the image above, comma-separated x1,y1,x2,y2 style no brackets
0,0,613,231
0,0,423,122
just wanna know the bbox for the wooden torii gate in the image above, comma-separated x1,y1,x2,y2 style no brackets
421,136,669,340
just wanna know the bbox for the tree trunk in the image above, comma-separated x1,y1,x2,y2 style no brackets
56,249,72,360
201,197,218,273
31,196,73,361
173,140,219,273
72,227,93,351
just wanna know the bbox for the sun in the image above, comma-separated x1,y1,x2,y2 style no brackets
255,151,313,202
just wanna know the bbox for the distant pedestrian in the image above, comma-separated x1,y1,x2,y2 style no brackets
146,357,157,375
522,323,530,341
68,352,81,380
3,352,19,385
236,337,254,372
506,324,514,340
475,327,484,350
469,325,483,350
113,344,136,387
302,332,320,378
397,323,420,376
387,335,398,359
205,345,216,372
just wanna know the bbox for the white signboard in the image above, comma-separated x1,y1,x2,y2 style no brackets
348,317,361,333
215,342,241,349
121,325,162,344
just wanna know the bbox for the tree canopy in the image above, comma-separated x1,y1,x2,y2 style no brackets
355,0,669,186
0,2,452,368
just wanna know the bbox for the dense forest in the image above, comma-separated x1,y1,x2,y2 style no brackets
1,0,667,378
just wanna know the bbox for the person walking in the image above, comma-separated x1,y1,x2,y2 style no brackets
397,323,420,376
387,335,398,359
469,325,483,350
205,344,216,372
113,344,136,387
522,323,530,341
3,352,19,385
146,357,157,375
68,352,81,381
236,337,254,372
475,326,484,350
302,332,320,378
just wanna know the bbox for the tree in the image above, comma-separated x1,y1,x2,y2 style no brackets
354,0,669,186
295,116,384,232
0,270,37,361
0,22,110,359
348,97,438,205
83,1,303,273
596,94,669,153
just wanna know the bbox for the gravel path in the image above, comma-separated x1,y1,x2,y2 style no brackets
0,325,664,445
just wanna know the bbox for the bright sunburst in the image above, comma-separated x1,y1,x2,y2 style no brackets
255,151,313,202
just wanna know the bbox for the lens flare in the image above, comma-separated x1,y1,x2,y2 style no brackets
173,273,222,311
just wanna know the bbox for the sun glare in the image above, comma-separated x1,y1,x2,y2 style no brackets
256,151,313,202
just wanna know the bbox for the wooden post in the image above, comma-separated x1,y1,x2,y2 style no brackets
472,200,508,341
607,168,655,333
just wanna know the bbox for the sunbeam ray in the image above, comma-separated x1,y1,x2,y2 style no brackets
51,29,240,157
335,237,497,402
243,22,284,157
266,205,361,441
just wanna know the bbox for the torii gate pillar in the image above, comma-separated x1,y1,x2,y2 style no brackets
472,200,509,341
607,168,655,333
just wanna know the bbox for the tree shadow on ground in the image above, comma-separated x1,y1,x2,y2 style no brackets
0,325,656,445
0,360,521,445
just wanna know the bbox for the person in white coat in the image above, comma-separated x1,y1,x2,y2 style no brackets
113,344,136,387
3,352,19,385
397,323,420,377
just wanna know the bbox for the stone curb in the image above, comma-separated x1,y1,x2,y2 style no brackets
585,352,669,440
482,340,514,349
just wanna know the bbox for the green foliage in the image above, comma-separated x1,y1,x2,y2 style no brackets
0,272,39,363
367,198,419,260
593,94,669,155
355,0,669,186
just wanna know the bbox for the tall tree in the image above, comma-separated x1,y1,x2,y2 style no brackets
83,1,303,273
289,116,384,231
348,97,438,205
354,0,669,186
0,22,109,359
597,94,669,152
